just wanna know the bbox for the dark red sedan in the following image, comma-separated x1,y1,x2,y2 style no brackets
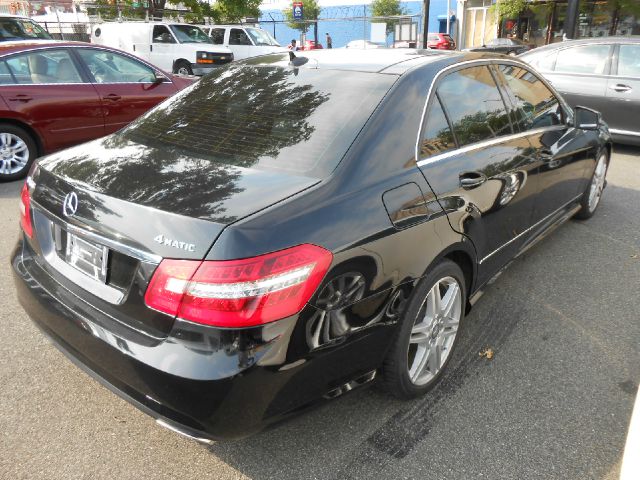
427,33,456,50
0,40,195,181
298,40,323,51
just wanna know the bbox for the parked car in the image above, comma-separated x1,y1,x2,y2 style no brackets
13,49,611,441
427,32,455,50
90,22,233,75
0,14,52,41
0,40,195,181
298,39,323,50
519,36,640,145
466,37,534,55
345,39,386,49
200,24,286,60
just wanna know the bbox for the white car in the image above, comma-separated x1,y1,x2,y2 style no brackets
91,22,233,75
344,40,386,49
200,25,287,60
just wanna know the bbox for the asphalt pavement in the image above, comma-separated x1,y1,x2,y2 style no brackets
1,147,638,480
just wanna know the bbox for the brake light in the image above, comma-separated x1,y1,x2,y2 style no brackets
145,244,333,328
19,182,33,238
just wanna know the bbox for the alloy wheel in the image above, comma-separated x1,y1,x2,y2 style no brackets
588,154,607,212
407,276,462,386
0,132,29,175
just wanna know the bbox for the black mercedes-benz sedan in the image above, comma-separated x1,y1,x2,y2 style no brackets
12,49,611,441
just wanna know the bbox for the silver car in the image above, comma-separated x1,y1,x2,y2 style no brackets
520,37,640,145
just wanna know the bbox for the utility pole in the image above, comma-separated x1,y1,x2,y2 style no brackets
422,0,430,48
565,0,580,39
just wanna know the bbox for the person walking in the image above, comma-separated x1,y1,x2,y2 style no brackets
325,33,333,49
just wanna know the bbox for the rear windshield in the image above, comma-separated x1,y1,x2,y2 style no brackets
122,61,396,177
0,18,51,41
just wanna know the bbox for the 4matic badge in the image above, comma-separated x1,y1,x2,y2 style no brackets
153,234,196,252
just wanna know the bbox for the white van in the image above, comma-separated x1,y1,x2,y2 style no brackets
91,22,233,75
200,25,287,61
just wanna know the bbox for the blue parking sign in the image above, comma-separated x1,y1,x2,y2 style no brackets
293,2,303,20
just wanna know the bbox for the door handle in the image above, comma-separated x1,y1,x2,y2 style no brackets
610,84,632,93
459,171,487,189
102,94,121,101
8,94,33,102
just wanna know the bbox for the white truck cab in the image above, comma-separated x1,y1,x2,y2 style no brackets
200,25,287,61
91,22,233,75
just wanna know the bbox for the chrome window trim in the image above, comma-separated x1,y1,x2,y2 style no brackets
415,57,568,168
610,128,640,137
31,199,162,264
479,193,582,265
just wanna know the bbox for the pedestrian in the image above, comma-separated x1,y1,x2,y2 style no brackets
326,33,332,49
289,39,299,51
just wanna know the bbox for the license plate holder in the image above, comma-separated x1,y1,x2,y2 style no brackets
65,232,109,283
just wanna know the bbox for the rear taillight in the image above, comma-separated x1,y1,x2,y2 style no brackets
145,244,333,328
19,181,33,238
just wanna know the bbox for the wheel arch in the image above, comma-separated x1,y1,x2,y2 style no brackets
0,118,44,156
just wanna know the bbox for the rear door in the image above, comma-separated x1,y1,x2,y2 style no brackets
1,48,104,153
75,47,178,134
545,43,613,117
605,43,640,138
149,25,177,71
417,64,539,283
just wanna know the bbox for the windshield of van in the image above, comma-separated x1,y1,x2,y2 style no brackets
0,18,51,41
122,60,396,177
246,28,280,47
169,25,212,44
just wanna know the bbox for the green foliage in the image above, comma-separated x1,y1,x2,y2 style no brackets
284,0,321,35
214,0,262,23
489,0,527,21
608,0,640,16
370,0,407,36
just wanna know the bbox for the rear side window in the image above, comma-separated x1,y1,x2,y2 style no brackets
122,63,396,177
555,44,611,74
421,95,455,158
0,61,14,84
618,44,640,77
496,64,562,130
437,66,512,147
210,28,225,45
5,49,82,84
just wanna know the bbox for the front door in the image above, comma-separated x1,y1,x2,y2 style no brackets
417,64,539,283
227,28,252,60
75,48,177,134
150,25,177,72
1,48,104,153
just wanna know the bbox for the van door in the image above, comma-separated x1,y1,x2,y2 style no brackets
150,25,177,71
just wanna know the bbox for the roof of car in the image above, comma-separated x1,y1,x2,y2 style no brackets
244,49,502,75
520,36,640,56
0,40,124,56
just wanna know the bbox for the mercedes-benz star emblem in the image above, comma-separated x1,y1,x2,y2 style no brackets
63,192,78,217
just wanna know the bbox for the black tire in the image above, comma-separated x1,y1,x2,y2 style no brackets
381,259,466,399
0,123,37,182
173,60,193,76
574,150,609,220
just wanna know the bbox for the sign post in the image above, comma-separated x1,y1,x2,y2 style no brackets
293,2,304,21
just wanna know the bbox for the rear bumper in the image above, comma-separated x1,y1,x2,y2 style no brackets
11,236,389,440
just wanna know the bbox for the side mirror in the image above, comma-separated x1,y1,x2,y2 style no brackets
153,71,169,83
574,106,600,130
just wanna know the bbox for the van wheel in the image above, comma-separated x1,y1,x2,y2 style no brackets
0,123,37,182
381,259,466,399
174,60,193,76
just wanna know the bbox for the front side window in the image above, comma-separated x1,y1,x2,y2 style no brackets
170,25,212,44
496,65,562,131
77,49,156,83
618,44,640,77
555,44,611,74
153,25,175,44
437,66,512,147
210,28,225,45
5,49,82,84
0,18,51,40
229,28,252,46
421,95,455,158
